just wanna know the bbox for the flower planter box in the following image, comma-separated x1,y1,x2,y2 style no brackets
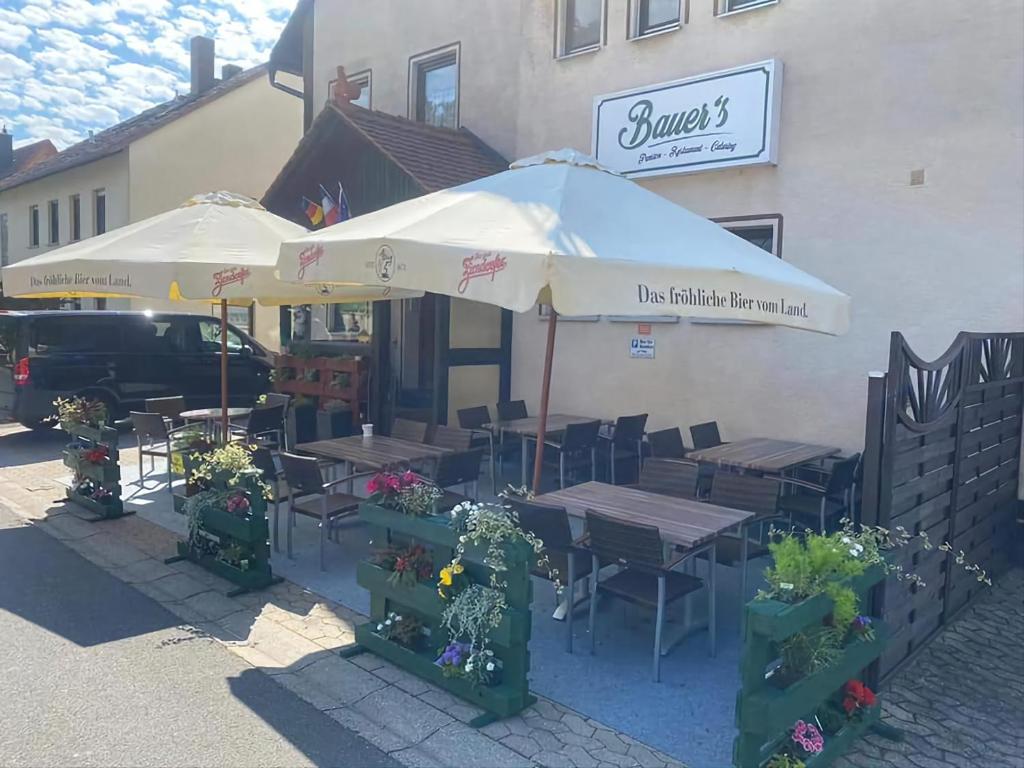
63,452,120,484
66,490,125,518
276,379,324,397
61,421,126,520
175,542,280,592
62,422,118,445
805,707,880,767
198,506,269,546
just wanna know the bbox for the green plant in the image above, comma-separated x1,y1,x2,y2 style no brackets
189,443,269,496
183,489,230,553
218,544,251,571
439,583,506,670
815,701,848,735
766,756,805,768
776,627,845,686
372,544,433,588
54,396,107,428
374,612,424,649
366,471,442,517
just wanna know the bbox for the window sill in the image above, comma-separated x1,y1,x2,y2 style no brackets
555,45,602,62
628,23,681,42
716,0,779,19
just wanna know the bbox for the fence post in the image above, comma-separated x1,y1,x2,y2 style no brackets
861,371,887,528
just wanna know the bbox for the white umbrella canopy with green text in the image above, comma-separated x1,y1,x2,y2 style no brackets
277,150,851,488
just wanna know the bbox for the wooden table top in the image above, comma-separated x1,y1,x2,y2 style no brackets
534,481,754,549
487,414,603,436
686,437,840,473
296,435,451,469
181,407,251,420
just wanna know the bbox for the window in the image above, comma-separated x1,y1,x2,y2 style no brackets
718,0,777,15
631,0,681,37
349,69,371,109
28,205,39,247
410,46,458,129
210,303,254,336
557,0,604,57
69,194,81,242
716,214,783,258
198,318,245,353
94,189,106,235
328,301,373,340
47,200,59,244
31,316,122,353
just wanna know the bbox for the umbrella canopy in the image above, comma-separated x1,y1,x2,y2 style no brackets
278,149,849,335
1,191,417,306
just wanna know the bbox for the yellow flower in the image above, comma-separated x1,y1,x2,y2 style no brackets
452,563,464,575
439,568,453,586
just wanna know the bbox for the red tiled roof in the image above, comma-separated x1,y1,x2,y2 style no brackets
1,139,58,181
0,65,266,193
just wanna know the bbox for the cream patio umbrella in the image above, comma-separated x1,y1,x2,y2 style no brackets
2,192,416,438
277,150,851,490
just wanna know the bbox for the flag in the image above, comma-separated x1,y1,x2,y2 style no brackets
337,182,351,222
302,197,323,226
321,184,339,226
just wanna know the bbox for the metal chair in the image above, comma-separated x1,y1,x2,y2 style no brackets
601,413,648,484
231,404,285,450
633,458,700,499
429,424,474,451
779,453,861,533
496,400,528,422
279,452,372,570
391,417,429,443
458,405,508,494
262,393,292,449
251,448,287,553
130,411,192,493
585,510,704,682
647,427,687,460
144,396,186,428
507,498,592,652
430,449,484,511
542,420,601,489
689,421,725,450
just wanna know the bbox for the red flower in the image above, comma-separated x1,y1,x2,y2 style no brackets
366,475,382,494
401,470,417,486
843,679,876,715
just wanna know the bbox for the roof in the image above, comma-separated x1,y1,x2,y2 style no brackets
263,102,508,207
269,0,311,80
1,139,57,181
0,66,266,193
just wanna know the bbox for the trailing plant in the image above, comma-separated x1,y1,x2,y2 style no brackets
374,612,424,649
55,396,107,428
366,470,441,517
440,583,506,651
183,489,232,553
188,442,269,497
372,543,433,588
435,641,498,687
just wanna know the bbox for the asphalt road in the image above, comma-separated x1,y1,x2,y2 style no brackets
0,504,399,768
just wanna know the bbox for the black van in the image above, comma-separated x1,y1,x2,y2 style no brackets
0,311,273,428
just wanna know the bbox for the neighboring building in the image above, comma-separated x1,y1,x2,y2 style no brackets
272,0,1024,449
0,37,303,349
0,129,56,278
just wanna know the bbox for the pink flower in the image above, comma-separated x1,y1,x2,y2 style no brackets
401,470,417,486
385,476,401,493
366,476,382,494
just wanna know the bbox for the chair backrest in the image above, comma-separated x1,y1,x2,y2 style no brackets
690,421,723,450
263,392,292,415
457,405,491,430
430,424,473,451
130,411,169,441
826,453,861,498
280,451,325,496
560,420,602,451
144,396,185,421
647,427,686,459
247,404,285,435
709,472,779,518
611,413,648,445
391,417,429,443
637,459,699,499
250,447,279,485
496,400,528,422
585,509,664,570
507,499,574,552
433,449,483,488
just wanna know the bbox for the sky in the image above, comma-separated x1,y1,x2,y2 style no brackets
0,0,295,150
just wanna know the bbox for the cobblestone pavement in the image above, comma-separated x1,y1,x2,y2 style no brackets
837,567,1024,768
0,424,684,768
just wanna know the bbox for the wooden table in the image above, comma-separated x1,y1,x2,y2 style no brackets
686,437,840,474
487,414,604,487
296,435,451,471
181,407,251,440
535,481,754,656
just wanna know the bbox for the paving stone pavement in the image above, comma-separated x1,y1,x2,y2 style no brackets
836,567,1024,768
0,425,684,768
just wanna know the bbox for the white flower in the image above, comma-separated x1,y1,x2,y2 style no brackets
376,624,383,631
465,662,474,671
486,662,495,671
384,619,392,626
849,548,860,557
395,615,403,622
780,582,794,591
841,536,851,544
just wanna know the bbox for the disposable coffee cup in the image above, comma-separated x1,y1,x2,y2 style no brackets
362,423,374,437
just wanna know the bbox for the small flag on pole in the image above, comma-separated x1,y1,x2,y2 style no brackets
302,197,323,226
321,184,339,226
337,182,351,222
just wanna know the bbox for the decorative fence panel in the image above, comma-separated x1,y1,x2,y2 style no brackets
861,331,1023,680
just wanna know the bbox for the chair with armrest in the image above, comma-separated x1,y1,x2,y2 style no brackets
250,448,289,554
130,411,194,494
391,417,429,443
262,393,292,449
430,449,484,511
647,427,687,460
601,413,648,485
632,458,700,499
231,404,285,451
495,400,528,422
145,396,186,428
458,405,512,494
779,453,861,533
429,424,474,451
542,420,602,490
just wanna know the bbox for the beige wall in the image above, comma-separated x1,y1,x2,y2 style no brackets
127,75,303,349
0,152,129,269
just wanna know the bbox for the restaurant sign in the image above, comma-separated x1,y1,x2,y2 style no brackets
592,60,783,178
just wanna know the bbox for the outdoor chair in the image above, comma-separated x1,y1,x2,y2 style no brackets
507,498,592,652
542,420,602,490
458,405,511,494
779,453,861,533
251,448,287,553
632,458,700,499
279,452,373,571
601,413,648,484
689,421,725,450
230,404,285,451
585,510,704,682
262,392,293,449
429,449,484,511
647,427,687,460
144,396,186,428
130,411,193,494
391,417,429,443
429,424,474,452
496,400,528,422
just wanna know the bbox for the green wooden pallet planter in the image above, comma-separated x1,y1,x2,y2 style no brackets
170,472,280,596
733,565,895,768
354,501,536,725
61,421,127,520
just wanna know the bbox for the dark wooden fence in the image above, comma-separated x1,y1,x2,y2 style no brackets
861,331,1023,680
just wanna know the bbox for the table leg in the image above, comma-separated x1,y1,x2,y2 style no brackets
708,540,717,658
520,434,528,488
489,431,496,495
740,530,749,630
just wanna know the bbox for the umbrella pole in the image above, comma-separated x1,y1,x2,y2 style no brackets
531,308,558,493
220,299,229,444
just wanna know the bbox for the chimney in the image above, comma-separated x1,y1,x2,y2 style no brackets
221,64,242,81
0,126,12,173
190,36,215,95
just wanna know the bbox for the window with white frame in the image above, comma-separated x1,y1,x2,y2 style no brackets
718,0,777,15
630,0,681,38
410,46,459,129
557,0,604,57
717,215,782,258
349,69,371,109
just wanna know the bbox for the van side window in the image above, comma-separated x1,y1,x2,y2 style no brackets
31,318,121,353
198,319,244,353
0,317,18,363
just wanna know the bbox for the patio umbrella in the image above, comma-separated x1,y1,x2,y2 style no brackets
277,150,851,490
2,192,415,438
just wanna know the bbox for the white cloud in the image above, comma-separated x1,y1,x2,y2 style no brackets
0,23,32,51
0,52,33,79
0,91,21,111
